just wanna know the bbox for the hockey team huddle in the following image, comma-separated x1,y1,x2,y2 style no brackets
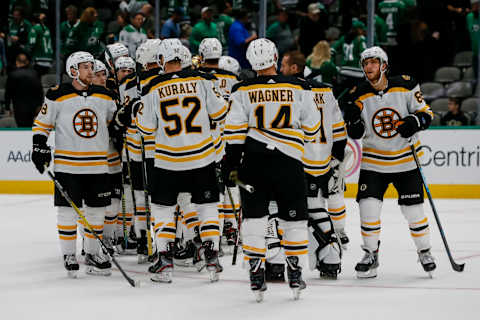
31,36,436,301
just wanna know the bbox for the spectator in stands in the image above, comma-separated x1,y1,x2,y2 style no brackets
216,1,234,54
106,11,128,44
306,40,338,85
60,5,79,58
26,13,53,77
119,12,147,57
267,9,295,62
441,97,471,126
298,3,328,56
467,0,480,77
0,38,6,74
7,7,32,68
69,7,105,58
331,19,366,68
189,7,219,54
161,8,184,39
5,53,43,127
141,3,155,34
228,9,257,69
447,0,471,52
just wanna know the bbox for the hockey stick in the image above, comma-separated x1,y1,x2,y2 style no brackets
47,170,139,287
409,140,465,272
139,135,153,257
121,140,128,249
105,46,139,246
226,186,242,265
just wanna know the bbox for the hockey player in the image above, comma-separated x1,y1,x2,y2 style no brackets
279,50,346,279
136,38,228,283
342,46,436,278
224,39,321,301
219,56,241,76
93,59,122,254
32,51,130,277
105,43,129,93
198,38,241,255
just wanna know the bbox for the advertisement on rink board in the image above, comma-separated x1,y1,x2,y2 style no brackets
0,128,479,197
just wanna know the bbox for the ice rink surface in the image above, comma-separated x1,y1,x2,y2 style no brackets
1,195,479,320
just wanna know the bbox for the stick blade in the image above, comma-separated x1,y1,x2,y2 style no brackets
453,262,465,272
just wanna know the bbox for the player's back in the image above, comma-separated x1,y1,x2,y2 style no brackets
303,82,346,176
226,75,320,162
137,69,228,171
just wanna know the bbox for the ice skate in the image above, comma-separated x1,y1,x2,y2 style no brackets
221,222,237,254
418,249,436,278
103,237,116,256
116,235,137,255
202,241,223,282
286,256,306,300
316,242,341,279
355,245,379,279
249,258,267,302
63,254,79,278
265,262,285,282
149,245,173,283
85,253,112,276
173,240,195,267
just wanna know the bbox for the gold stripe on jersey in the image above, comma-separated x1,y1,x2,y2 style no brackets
416,105,434,118
54,150,108,167
362,141,423,167
215,74,237,80
224,123,248,143
253,128,304,153
107,152,121,167
236,83,303,91
56,93,78,102
136,121,156,135
301,121,321,141
91,93,114,101
302,155,331,176
210,104,228,121
387,87,410,94
154,136,215,163
34,120,54,129
32,127,50,135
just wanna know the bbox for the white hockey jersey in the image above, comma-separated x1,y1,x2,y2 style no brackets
225,75,321,162
303,85,346,177
33,84,117,174
136,69,228,171
350,75,434,173
198,67,240,161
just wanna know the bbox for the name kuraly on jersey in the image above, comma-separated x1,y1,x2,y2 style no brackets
33,84,117,174
198,67,240,161
225,75,321,162
351,75,433,173
303,85,346,176
136,69,228,171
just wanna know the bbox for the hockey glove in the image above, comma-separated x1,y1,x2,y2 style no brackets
32,135,51,174
396,113,432,138
342,101,365,139
328,159,343,195
127,97,143,118
114,104,133,128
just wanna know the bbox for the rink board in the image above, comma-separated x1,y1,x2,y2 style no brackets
0,128,479,198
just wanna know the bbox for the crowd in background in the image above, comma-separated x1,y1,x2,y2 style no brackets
0,0,479,127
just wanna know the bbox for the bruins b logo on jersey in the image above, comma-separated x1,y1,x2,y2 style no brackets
73,108,98,138
371,107,401,139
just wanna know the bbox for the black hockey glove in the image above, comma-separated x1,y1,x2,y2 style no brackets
32,135,51,174
127,97,143,118
342,101,365,139
224,144,243,186
396,112,432,138
114,103,133,128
